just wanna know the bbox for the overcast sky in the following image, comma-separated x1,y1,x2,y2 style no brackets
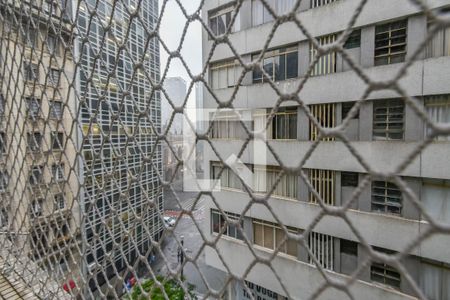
158,0,202,107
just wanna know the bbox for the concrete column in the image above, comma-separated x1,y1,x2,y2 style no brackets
406,15,427,61
360,26,375,68
243,217,254,242
402,178,421,220
298,41,310,78
239,0,252,31
297,107,310,141
298,173,310,202
405,101,424,142
357,177,372,213
358,101,373,141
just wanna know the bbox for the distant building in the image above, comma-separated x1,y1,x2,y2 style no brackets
162,77,186,181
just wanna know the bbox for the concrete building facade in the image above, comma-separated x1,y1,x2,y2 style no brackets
0,0,79,282
77,0,163,290
201,0,450,299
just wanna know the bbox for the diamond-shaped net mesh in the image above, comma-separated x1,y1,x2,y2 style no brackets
0,0,449,299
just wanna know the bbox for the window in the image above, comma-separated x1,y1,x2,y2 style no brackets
309,103,336,141
252,0,296,26
49,68,60,86
374,20,407,66
43,0,58,14
209,5,239,36
210,59,241,89
210,111,249,139
211,209,243,240
371,248,401,288
309,169,335,205
425,19,450,58
342,101,359,119
0,94,4,116
47,34,60,55
340,239,358,274
253,219,298,257
342,172,358,187
0,132,5,154
252,46,298,83
424,95,450,141
22,28,37,48
52,164,64,182
422,179,450,223
211,162,244,190
27,132,42,152
371,181,402,214
253,165,297,199
255,107,297,140
0,208,8,228
311,0,338,8
29,166,43,185
420,261,450,300
30,199,43,217
310,34,337,76
50,101,63,119
373,99,404,140
344,29,361,49
308,232,334,270
26,97,41,119
51,132,64,150
0,171,8,191
55,193,66,210
24,63,39,81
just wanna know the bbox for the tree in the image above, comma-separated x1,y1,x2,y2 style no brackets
128,276,196,300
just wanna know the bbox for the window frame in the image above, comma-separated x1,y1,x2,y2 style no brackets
210,209,243,240
374,19,408,66
208,4,238,36
344,29,361,49
373,99,405,141
49,100,63,120
51,132,64,150
371,180,403,215
310,34,337,76
253,219,298,257
27,132,43,152
252,46,298,83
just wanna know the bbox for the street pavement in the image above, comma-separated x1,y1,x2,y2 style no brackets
150,180,228,298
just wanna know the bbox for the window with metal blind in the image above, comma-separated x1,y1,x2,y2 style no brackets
420,261,450,300
27,132,42,152
309,103,336,141
253,165,298,199
210,59,240,89
373,99,404,140
210,112,250,139
308,169,335,205
371,181,402,214
51,132,64,150
344,29,361,49
425,19,450,58
310,34,337,76
26,97,41,119
52,164,64,182
29,166,43,185
0,208,8,228
252,0,296,26
24,63,39,81
22,25,37,48
209,5,239,36
374,20,407,66
50,101,63,119
55,193,66,210
424,95,450,141
253,219,298,257
310,0,338,8
211,209,243,240
308,232,334,270
211,162,244,190
253,107,297,140
370,248,401,288
252,46,298,83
